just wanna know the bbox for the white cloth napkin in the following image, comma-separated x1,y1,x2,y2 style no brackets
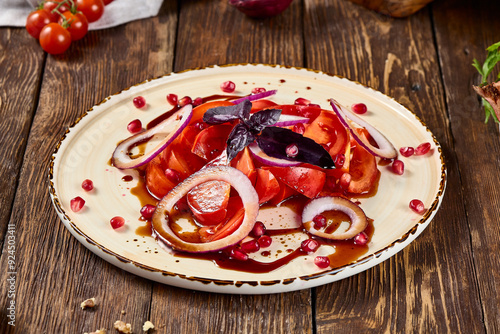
0,0,164,29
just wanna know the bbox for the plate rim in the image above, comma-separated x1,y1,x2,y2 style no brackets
48,63,447,292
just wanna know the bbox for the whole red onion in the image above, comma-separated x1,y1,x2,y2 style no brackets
229,0,294,18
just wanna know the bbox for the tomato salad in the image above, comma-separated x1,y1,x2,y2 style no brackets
108,86,422,273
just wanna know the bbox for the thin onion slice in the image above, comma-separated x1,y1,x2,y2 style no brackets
152,166,259,253
330,99,397,159
232,89,277,105
274,114,310,127
302,196,368,240
248,142,301,167
112,105,193,169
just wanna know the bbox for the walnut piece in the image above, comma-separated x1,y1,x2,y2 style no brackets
143,320,155,332
114,320,132,334
80,298,96,310
84,329,106,334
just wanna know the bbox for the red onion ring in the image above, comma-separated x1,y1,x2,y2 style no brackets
329,99,397,159
232,90,277,105
248,142,301,167
274,114,310,127
151,166,259,253
111,105,193,169
302,196,368,240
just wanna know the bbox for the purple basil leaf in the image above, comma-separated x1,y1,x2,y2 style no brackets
226,123,255,160
203,100,252,124
256,127,335,169
246,108,282,132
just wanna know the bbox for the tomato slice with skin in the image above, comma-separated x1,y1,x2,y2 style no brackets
191,124,233,161
266,166,326,198
254,168,280,204
347,144,379,194
199,197,244,242
145,156,176,199
230,147,257,185
303,110,348,157
251,99,278,113
267,104,322,121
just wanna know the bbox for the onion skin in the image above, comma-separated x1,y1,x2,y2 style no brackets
232,89,277,105
112,105,193,169
302,196,368,240
228,0,294,18
151,166,259,253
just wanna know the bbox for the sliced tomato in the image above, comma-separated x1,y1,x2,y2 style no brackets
177,124,202,150
266,166,326,198
187,180,231,225
254,168,280,204
251,99,277,113
145,156,176,199
190,100,234,125
199,197,244,242
230,147,256,185
347,145,379,194
162,143,204,179
191,124,233,161
268,179,299,206
303,110,348,157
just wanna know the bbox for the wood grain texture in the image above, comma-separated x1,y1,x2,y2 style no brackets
348,0,434,17
0,2,178,333
148,2,312,334
304,0,483,332
0,29,45,241
432,0,500,332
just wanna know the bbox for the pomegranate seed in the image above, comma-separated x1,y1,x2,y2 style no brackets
334,154,345,168
252,221,266,237
399,146,415,157
193,97,203,106
313,214,326,229
110,216,125,229
409,199,426,214
415,142,431,155
220,81,236,93
133,96,146,108
140,204,156,219
294,97,310,106
165,168,181,183
252,87,266,94
257,235,272,248
314,256,330,269
392,160,404,175
292,123,305,134
241,240,260,253
70,196,85,212
301,239,320,253
127,119,142,134
353,232,368,245
286,143,299,158
351,103,367,114
178,96,192,107
166,93,178,106
81,179,94,192
339,172,352,189
230,248,248,261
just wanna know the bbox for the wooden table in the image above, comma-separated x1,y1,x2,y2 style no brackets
1,0,499,332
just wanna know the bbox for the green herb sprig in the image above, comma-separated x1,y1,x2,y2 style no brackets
472,42,500,123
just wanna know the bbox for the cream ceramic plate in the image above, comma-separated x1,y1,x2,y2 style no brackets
49,64,446,294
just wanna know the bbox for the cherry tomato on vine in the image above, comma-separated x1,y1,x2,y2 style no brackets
59,11,88,41
39,23,72,55
26,9,52,39
76,0,105,23
43,0,70,22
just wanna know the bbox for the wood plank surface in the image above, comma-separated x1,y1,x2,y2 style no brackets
0,29,45,241
149,1,313,333
432,0,500,332
0,2,178,333
304,0,483,332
